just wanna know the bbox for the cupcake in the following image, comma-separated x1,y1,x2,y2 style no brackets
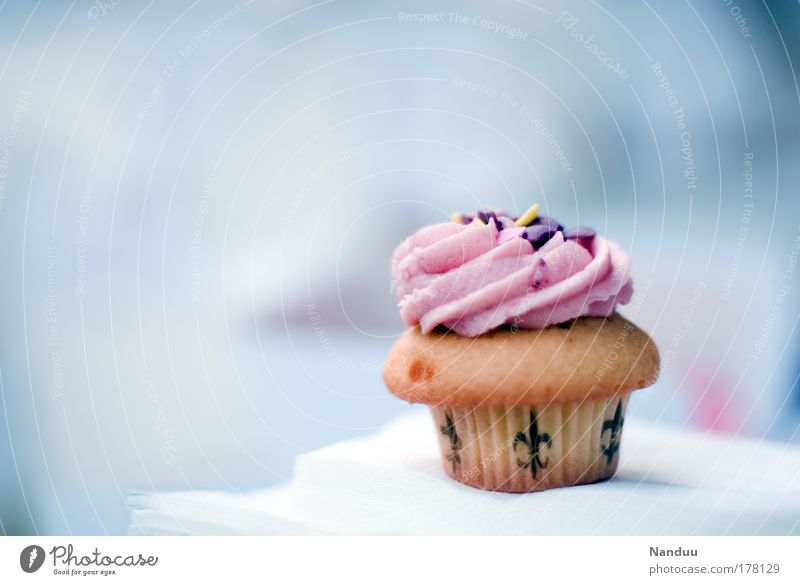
383,205,659,492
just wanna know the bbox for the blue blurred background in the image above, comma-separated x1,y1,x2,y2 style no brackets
1,0,799,535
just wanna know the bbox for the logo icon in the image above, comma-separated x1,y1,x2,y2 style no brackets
439,411,462,472
20,545,46,573
601,400,625,464
513,409,552,479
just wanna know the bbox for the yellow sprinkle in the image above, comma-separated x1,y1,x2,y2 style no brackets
514,203,540,227
452,212,464,224
469,216,485,226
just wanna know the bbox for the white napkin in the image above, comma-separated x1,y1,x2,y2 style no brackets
128,411,800,535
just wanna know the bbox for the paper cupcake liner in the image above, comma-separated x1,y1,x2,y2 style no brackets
430,394,630,492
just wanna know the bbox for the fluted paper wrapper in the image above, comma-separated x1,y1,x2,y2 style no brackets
430,395,630,492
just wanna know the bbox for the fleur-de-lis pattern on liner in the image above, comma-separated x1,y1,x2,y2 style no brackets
601,400,625,464
439,412,462,472
513,409,552,479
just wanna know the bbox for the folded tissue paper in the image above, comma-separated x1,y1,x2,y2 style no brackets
128,411,800,535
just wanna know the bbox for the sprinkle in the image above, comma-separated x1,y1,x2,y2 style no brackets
452,212,464,224
469,216,485,226
532,214,563,232
563,226,596,241
514,203,540,227
522,224,557,249
477,209,499,227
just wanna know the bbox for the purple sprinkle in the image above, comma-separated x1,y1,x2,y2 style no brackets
523,224,558,250
478,209,502,229
563,226,596,241
533,214,563,232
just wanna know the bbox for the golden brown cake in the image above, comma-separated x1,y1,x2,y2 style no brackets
384,315,659,492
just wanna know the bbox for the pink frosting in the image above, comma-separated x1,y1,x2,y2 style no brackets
391,220,633,336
